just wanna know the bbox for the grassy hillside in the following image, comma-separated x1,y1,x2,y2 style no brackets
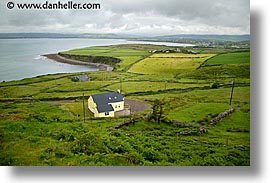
60,44,176,71
0,44,250,166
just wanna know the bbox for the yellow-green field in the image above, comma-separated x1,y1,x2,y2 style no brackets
128,53,215,74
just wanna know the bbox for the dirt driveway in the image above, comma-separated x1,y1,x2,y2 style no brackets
115,99,151,116
125,99,151,113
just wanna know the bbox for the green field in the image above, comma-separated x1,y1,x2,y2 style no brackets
0,44,250,166
203,52,250,65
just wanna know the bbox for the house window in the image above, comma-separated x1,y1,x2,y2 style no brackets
105,112,109,116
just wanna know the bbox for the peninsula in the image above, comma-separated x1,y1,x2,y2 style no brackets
43,53,114,71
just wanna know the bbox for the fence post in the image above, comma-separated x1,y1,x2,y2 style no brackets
229,80,235,105
82,93,86,123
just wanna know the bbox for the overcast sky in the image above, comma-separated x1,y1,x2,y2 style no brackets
0,0,250,35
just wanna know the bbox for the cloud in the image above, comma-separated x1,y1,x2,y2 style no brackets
0,0,250,35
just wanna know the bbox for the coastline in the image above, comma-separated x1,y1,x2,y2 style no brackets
43,54,114,71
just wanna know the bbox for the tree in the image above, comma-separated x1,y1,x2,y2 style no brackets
152,99,165,124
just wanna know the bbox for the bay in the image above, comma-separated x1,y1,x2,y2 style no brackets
0,38,193,82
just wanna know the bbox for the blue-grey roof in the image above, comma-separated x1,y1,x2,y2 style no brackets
97,104,114,113
92,92,124,113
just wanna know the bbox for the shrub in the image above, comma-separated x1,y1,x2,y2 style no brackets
71,131,108,155
53,129,76,142
124,151,144,165
142,147,162,163
211,82,219,88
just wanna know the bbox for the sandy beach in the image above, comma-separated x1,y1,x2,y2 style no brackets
43,54,113,71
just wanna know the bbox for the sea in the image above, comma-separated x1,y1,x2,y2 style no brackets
0,38,194,82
